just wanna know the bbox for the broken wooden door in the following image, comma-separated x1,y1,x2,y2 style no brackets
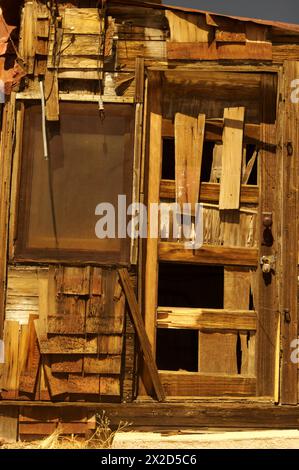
144,69,281,398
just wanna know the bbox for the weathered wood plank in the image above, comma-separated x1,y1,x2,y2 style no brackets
48,296,86,335
44,69,59,121
280,62,299,405
167,41,272,60
68,375,100,395
219,107,245,210
57,267,90,296
19,315,40,396
175,113,205,207
84,356,121,375
143,71,163,396
159,242,258,266
160,372,256,397
100,377,121,396
0,321,19,399
160,180,259,204
157,307,257,331
256,73,279,398
51,356,83,374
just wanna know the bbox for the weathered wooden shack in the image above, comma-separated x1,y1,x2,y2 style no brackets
1,0,299,440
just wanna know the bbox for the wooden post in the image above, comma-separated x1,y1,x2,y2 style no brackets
139,72,162,394
256,74,279,397
279,61,299,405
144,71,162,367
0,95,16,339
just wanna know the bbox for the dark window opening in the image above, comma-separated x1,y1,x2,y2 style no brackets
162,138,175,180
244,144,258,185
249,289,255,310
158,263,224,308
200,142,215,182
236,333,242,374
156,328,198,372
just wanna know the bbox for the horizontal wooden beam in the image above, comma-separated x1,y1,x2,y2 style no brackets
159,242,258,267
160,180,259,204
167,42,272,61
159,372,256,397
157,307,257,331
4,401,299,429
16,92,134,103
162,118,260,144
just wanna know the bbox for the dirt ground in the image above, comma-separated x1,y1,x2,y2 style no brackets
1,429,299,449
112,430,299,449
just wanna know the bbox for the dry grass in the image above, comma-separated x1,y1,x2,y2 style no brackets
0,412,131,449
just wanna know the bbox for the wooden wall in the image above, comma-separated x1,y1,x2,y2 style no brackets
0,1,299,421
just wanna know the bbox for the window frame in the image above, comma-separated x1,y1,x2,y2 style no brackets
12,98,136,266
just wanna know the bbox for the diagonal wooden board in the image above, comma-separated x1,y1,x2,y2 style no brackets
219,107,245,210
118,268,165,402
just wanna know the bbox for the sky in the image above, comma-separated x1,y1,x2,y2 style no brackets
164,0,299,24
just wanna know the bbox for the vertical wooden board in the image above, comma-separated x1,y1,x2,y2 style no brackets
145,71,162,357
17,324,29,392
0,321,19,398
39,363,51,401
47,267,57,319
280,62,299,405
44,69,59,121
98,335,123,355
135,57,145,103
0,95,16,338
100,376,120,397
199,332,237,374
257,73,279,398
0,408,18,442
199,267,251,375
165,11,211,42
38,269,48,337
19,315,40,396
224,267,254,376
19,1,37,74
224,267,250,310
90,267,103,296
219,107,245,210
175,113,205,207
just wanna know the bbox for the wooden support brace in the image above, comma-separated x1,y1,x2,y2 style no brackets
118,268,165,402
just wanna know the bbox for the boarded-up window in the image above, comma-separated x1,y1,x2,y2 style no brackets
16,103,134,263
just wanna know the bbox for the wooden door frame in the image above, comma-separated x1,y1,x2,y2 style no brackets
141,64,298,402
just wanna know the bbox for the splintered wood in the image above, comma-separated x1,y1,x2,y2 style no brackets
219,107,245,210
